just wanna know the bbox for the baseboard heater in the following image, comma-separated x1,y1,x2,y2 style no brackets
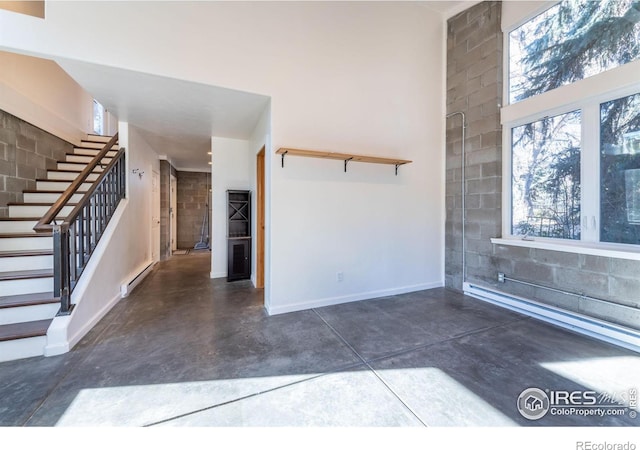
121,262,155,298
463,282,640,354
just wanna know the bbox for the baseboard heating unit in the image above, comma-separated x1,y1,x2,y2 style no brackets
463,282,640,354
121,262,156,298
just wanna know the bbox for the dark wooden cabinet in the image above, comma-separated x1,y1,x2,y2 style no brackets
227,190,251,281
227,238,251,281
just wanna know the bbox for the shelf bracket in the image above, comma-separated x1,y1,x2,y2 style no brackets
395,164,399,176
344,157,353,173
281,150,288,168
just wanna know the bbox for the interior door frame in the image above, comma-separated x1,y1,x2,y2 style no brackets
170,174,177,253
151,170,161,262
256,146,265,289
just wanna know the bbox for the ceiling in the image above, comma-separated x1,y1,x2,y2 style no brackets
55,1,476,172
56,58,270,172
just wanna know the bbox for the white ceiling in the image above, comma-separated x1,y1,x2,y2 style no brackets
55,1,476,172
56,58,269,172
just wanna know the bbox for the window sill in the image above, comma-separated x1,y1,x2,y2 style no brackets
490,237,640,261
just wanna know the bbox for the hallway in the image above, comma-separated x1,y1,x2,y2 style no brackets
0,252,638,426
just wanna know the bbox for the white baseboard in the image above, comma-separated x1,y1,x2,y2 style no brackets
67,291,122,351
210,271,226,279
464,282,640,354
266,281,443,316
121,260,155,297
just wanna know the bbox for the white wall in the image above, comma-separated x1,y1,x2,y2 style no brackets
210,136,251,279
47,122,159,354
0,50,93,143
1,2,445,314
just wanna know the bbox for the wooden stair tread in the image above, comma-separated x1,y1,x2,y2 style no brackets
22,190,87,194
8,202,78,206
0,249,52,257
0,319,52,342
0,217,42,221
0,269,53,281
0,292,56,309
0,232,52,238
47,169,99,174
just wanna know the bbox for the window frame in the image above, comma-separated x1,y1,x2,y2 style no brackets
498,2,640,259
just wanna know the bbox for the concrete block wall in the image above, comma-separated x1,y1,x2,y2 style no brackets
0,109,72,218
176,171,211,250
446,1,640,330
446,1,503,290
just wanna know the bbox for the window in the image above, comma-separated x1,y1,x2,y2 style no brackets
600,92,640,245
93,99,104,135
511,111,581,239
509,0,640,103
503,1,640,251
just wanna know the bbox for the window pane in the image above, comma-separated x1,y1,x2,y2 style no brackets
509,0,640,103
600,92,640,245
93,100,104,135
512,111,581,239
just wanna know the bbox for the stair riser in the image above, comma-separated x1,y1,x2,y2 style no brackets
9,205,74,218
23,192,84,204
0,277,53,296
0,255,52,272
66,154,113,164
85,134,114,143
57,163,103,173
0,236,53,251
0,336,46,363
78,141,119,150
0,221,38,233
0,303,58,326
37,181,93,191
74,148,118,157
47,171,100,181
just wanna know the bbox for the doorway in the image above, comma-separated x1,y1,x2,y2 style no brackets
152,170,160,262
170,174,177,253
256,147,265,289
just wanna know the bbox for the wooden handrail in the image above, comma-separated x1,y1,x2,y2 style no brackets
34,133,119,232
63,147,125,223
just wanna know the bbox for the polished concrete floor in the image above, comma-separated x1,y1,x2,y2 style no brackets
1,252,638,427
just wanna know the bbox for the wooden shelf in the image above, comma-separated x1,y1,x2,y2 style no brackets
276,147,412,174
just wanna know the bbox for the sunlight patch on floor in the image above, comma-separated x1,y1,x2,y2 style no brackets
55,374,321,426
376,367,517,426
540,356,640,410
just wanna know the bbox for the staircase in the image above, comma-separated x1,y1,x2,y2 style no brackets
0,134,118,363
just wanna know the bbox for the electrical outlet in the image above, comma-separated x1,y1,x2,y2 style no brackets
498,272,505,283
337,272,344,282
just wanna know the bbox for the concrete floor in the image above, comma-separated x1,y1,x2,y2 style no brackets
1,251,638,427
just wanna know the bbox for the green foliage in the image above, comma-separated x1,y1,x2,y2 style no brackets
512,0,640,101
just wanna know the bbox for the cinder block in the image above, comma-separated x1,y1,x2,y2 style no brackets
579,254,609,273
0,159,14,176
16,163,36,179
608,276,640,308
512,260,554,283
6,176,28,192
609,258,640,278
532,249,580,267
466,176,500,195
0,127,17,145
16,134,36,151
553,267,608,296
579,296,640,330
493,244,532,261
